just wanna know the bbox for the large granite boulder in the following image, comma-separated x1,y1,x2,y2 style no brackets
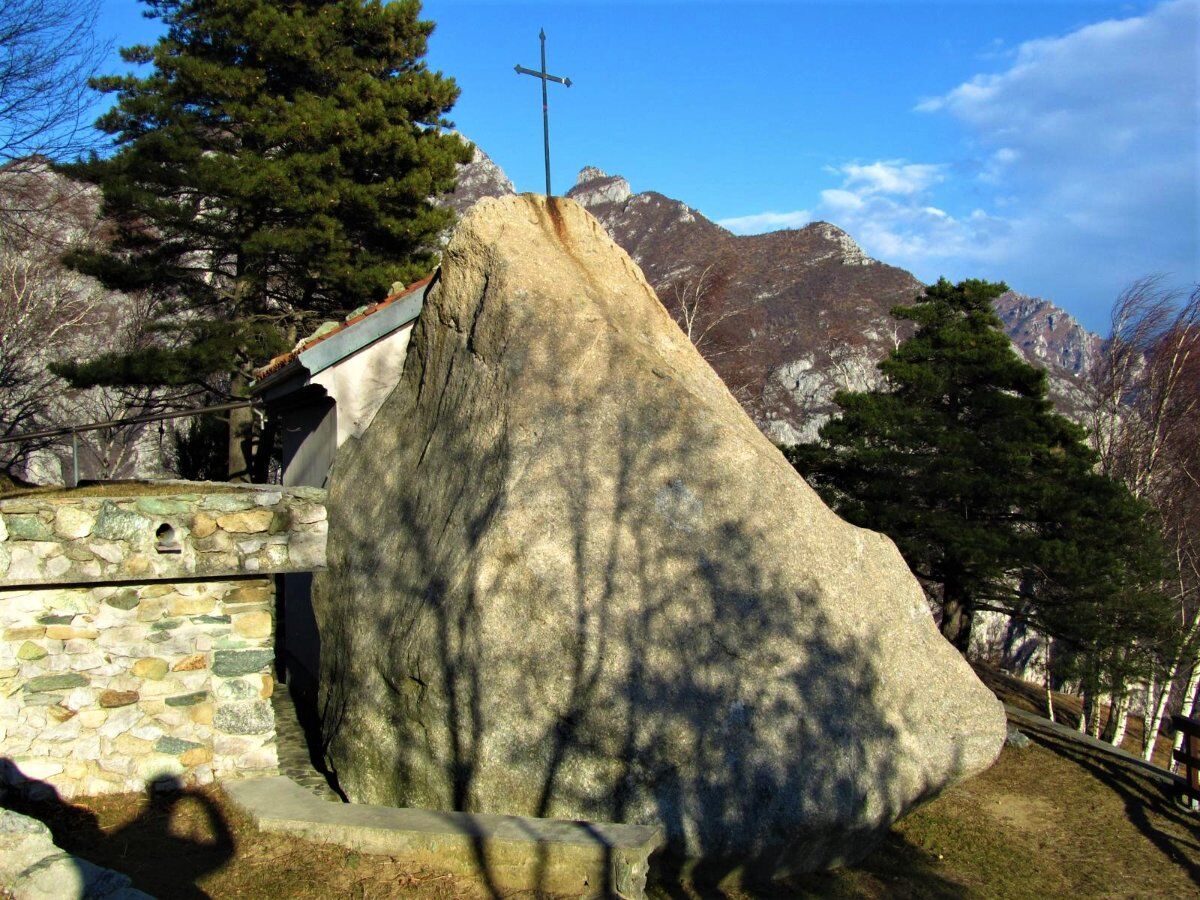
313,194,1005,876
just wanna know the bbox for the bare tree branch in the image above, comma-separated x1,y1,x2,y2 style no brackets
0,0,107,164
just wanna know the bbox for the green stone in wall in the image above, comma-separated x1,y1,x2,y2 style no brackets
93,502,152,543
23,673,88,693
4,514,54,542
165,691,208,707
16,641,46,661
212,649,273,677
192,615,231,625
155,736,205,755
106,590,140,611
135,498,193,516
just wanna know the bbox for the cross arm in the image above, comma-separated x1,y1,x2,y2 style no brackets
514,65,572,87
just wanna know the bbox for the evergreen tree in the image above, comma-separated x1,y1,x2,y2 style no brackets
55,0,471,478
787,278,1167,654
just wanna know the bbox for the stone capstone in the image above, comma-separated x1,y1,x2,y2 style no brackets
313,195,1006,875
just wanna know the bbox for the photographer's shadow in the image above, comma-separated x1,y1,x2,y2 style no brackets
2,765,234,900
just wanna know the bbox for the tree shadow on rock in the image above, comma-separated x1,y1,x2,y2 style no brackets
2,768,235,899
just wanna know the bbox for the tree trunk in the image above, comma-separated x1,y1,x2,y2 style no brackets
1147,610,1200,761
227,372,254,482
1084,691,1103,738
940,581,974,654
1044,635,1055,723
1141,674,1165,761
1107,699,1130,748
1101,678,1127,744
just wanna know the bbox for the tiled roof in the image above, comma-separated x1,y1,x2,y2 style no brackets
253,275,433,381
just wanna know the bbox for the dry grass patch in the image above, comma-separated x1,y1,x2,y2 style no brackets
0,479,246,500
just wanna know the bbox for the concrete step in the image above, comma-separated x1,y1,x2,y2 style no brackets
221,775,662,899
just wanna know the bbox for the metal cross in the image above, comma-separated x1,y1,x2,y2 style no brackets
515,28,572,197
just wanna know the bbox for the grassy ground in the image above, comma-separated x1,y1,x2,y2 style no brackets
5,671,1198,898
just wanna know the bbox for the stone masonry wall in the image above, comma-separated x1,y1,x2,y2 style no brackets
0,483,326,799
0,578,276,798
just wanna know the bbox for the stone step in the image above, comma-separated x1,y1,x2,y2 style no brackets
221,775,662,899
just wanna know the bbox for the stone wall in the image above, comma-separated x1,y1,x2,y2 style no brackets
0,483,326,799
0,482,326,586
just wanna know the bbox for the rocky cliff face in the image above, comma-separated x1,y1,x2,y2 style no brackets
313,194,1006,873
560,168,922,443
994,290,1098,416
0,159,178,483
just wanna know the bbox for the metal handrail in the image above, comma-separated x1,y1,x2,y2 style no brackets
0,400,259,487
0,400,257,446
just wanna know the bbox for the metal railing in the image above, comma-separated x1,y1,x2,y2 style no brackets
0,400,258,486
1173,714,1200,807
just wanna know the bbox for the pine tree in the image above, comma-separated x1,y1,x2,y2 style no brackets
55,0,471,478
787,278,1168,655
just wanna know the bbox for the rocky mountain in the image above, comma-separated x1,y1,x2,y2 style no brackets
445,144,516,216
994,290,1100,415
450,155,1099,441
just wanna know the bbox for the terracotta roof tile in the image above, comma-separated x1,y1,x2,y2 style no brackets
253,274,433,381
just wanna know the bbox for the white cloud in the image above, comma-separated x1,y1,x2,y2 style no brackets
837,160,944,196
723,160,1009,271
718,209,812,233
916,0,1198,322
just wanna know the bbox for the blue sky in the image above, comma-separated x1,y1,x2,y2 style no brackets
95,0,1198,330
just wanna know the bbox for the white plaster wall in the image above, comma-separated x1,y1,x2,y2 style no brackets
312,324,413,447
